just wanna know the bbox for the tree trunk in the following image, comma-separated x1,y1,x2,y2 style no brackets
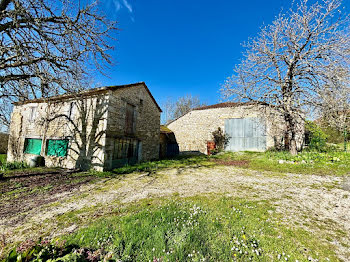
284,111,298,155
344,128,347,152
289,136,298,155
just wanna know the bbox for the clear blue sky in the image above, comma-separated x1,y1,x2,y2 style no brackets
98,0,350,108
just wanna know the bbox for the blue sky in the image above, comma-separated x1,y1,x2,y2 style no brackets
98,0,350,108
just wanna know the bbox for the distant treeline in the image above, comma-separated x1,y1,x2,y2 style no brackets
0,133,8,154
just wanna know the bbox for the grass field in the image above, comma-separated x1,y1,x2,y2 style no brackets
109,150,350,177
58,196,337,261
212,151,350,176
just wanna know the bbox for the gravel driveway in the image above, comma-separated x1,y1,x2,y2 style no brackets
1,166,349,260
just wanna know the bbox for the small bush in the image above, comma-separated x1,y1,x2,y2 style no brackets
305,121,328,152
212,127,230,153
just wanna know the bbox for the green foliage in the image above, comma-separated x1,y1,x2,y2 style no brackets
61,196,337,261
0,154,6,165
211,127,230,153
305,121,328,152
2,239,85,262
0,161,29,171
321,125,349,144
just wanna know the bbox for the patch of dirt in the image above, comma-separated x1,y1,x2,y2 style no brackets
0,170,97,223
343,176,350,191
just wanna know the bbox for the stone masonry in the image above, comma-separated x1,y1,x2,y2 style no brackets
7,82,161,171
168,103,303,154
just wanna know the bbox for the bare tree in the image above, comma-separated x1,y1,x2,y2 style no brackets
162,94,206,124
319,72,350,151
173,94,206,119
0,0,117,129
161,97,175,125
222,0,350,154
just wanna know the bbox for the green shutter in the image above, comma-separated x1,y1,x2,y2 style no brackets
46,139,69,157
24,139,42,155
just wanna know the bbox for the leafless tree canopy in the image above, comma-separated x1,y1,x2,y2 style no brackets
222,0,350,154
318,77,350,148
162,94,206,124
0,0,117,129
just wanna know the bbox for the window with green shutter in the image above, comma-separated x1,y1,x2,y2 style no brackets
46,139,69,157
24,138,42,155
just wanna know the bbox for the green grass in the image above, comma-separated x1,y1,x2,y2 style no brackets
0,154,6,165
61,195,338,261
0,154,31,173
113,155,214,174
87,150,350,178
89,155,215,177
212,151,350,176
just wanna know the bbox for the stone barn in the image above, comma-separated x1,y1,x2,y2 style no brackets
7,82,161,171
167,102,303,155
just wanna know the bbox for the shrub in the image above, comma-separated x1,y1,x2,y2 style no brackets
212,127,230,153
304,121,328,152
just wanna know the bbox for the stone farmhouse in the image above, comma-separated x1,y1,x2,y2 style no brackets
7,82,161,171
167,102,304,155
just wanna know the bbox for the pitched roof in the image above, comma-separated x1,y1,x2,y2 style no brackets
160,125,173,134
13,82,162,112
167,101,267,125
193,102,259,111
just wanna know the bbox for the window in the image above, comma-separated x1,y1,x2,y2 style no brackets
29,107,37,122
46,139,69,157
139,99,144,112
125,103,136,134
24,138,42,155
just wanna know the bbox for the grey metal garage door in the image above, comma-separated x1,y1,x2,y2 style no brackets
225,118,266,151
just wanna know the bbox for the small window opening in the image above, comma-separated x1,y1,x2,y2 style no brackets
29,107,37,122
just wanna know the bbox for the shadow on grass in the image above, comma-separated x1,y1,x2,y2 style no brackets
90,154,215,178
1,168,79,180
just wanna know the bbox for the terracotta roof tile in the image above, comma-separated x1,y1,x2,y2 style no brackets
193,102,258,111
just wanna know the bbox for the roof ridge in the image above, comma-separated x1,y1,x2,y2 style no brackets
13,82,162,112
193,101,255,111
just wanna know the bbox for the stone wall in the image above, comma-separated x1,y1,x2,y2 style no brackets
168,105,293,154
7,95,109,170
7,83,161,171
104,84,160,169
